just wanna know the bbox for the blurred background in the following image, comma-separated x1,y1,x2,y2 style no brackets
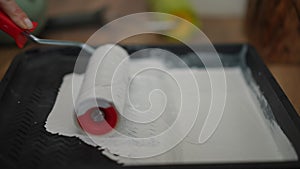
0,0,299,114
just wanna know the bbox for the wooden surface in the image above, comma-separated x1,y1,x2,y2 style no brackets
246,0,300,63
0,0,299,115
268,64,300,114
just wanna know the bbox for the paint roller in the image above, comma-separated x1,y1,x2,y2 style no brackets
75,44,129,135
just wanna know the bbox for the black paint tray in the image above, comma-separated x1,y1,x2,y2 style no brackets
0,44,300,169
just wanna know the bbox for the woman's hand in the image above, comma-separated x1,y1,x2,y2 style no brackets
0,0,33,29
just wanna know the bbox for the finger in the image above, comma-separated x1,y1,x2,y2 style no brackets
0,0,33,29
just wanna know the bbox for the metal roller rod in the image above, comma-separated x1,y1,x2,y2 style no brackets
24,32,95,55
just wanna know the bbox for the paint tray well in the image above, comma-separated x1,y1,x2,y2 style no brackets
0,44,299,169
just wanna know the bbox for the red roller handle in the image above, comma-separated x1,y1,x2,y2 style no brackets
77,106,118,135
0,10,37,48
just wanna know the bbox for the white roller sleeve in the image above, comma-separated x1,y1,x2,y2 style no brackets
75,44,129,117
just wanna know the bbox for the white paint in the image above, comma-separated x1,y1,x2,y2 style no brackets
46,47,297,165
75,44,129,117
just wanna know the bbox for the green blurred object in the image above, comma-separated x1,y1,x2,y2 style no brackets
149,0,201,41
0,0,47,45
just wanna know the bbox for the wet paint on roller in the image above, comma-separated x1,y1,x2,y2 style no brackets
74,44,129,134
